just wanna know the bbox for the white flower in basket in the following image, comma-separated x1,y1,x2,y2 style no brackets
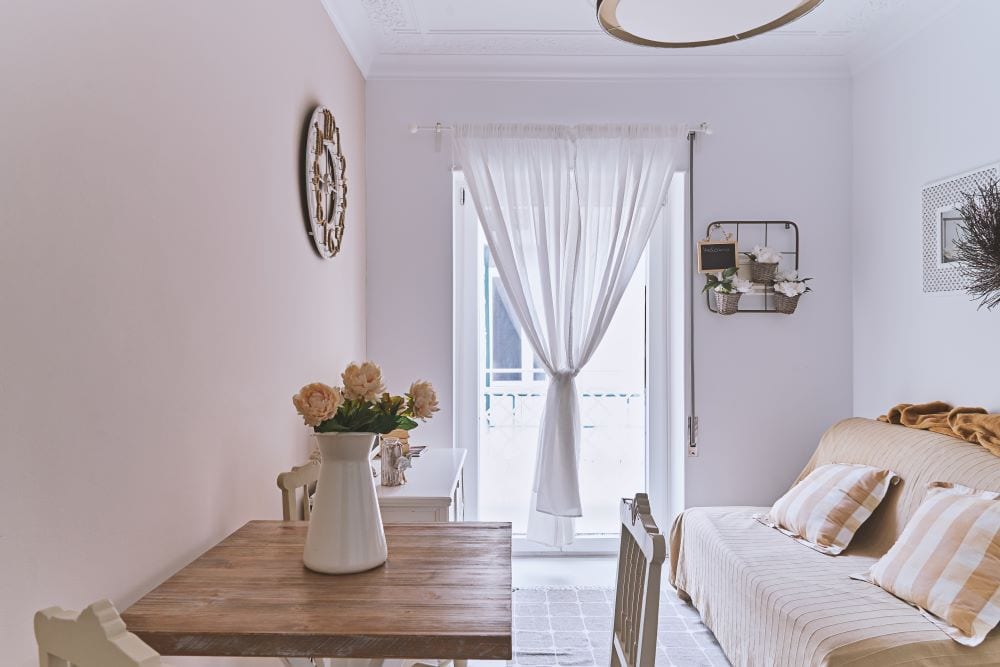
731,276,753,294
773,275,812,314
703,269,753,315
703,268,752,294
745,245,782,265
774,280,808,297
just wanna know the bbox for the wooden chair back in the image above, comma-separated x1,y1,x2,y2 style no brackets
276,461,320,521
35,599,167,667
610,493,666,667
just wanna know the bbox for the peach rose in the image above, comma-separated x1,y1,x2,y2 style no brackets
292,382,344,427
342,361,385,402
408,380,439,420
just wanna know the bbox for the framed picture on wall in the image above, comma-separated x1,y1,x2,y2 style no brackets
922,163,1000,292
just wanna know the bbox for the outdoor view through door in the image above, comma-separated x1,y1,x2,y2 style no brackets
476,222,648,538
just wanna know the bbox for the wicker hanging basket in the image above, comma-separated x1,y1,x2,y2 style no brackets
714,290,742,315
774,293,801,314
750,261,779,283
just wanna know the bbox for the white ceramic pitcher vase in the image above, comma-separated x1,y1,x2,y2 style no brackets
303,432,387,574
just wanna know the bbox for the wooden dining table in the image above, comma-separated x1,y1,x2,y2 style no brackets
122,520,513,660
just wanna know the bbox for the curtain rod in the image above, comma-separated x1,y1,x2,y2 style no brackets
687,129,699,458
409,122,713,135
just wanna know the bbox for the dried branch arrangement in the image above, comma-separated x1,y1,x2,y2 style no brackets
955,177,1000,310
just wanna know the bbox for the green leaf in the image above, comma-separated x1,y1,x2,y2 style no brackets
370,413,400,434
395,416,419,431
315,420,350,433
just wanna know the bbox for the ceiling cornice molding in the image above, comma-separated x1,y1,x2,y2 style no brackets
367,53,851,81
848,0,961,75
318,0,906,81
320,0,378,77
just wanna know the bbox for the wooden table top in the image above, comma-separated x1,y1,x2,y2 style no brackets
122,521,512,659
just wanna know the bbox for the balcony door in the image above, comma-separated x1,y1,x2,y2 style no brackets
453,173,683,553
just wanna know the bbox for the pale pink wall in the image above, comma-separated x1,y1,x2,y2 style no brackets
0,1,365,664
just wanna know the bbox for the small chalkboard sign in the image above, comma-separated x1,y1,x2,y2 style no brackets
697,240,738,274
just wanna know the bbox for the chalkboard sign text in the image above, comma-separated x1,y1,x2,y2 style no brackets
697,240,739,274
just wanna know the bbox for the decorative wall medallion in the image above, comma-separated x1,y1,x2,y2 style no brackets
305,106,347,259
922,163,999,292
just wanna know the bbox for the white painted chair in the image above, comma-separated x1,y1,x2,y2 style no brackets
277,460,321,521
610,493,667,667
35,599,169,667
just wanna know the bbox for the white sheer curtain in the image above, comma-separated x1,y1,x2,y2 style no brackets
454,123,684,546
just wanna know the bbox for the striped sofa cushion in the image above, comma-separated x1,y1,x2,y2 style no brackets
853,482,1000,646
754,463,898,555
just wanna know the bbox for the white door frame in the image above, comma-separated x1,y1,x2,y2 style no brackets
451,172,685,554
452,171,481,521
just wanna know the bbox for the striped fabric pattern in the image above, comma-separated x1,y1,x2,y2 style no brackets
755,463,898,555
853,482,1000,646
670,418,1000,666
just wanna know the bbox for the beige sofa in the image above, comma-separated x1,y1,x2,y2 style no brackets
669,417,1000,667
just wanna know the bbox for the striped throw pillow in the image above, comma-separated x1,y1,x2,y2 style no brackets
852,482,1000,646
754,463,898,555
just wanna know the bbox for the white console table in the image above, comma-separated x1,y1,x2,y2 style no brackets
378,448,466,523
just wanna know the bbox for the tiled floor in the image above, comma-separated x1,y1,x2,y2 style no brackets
508,586,730,667
467,557,731,667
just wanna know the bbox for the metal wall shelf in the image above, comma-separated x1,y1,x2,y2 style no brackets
704,220,800,314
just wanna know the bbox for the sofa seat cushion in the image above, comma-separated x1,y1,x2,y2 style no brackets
669,505,1000,667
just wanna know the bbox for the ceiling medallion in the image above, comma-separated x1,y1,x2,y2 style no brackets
596,0,824,49
305,106,348,259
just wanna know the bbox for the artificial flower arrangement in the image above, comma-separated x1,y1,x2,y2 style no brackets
703,266,752,295
703,267,752,315
743,245,783,282
773,269,812,296
772,269,813,314
293,361,439,433
743,245,782,265
294,362,440,575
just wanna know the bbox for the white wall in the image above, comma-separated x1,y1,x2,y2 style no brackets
366,77,853,510
0,1,366,664
852,0,1000,416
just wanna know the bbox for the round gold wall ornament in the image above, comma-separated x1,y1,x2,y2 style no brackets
305,106,347,258
596,0,824,49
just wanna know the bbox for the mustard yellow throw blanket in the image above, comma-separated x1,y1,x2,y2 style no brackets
879,402,1000,457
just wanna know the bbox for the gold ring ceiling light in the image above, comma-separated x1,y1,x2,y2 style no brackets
597,0,824,48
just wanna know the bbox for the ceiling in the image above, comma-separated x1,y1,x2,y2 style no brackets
320,0,950,79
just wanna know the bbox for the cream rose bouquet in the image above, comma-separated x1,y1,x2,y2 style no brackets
293,361,439,433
